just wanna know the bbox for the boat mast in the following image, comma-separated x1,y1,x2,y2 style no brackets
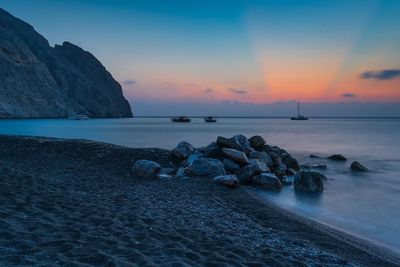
298,101,300,117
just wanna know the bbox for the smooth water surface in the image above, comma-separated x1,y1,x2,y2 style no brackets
1,118,399,252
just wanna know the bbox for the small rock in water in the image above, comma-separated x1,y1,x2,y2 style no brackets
223,158,240,173
310,154,320,158
216,136,240,150
293,171,325,192
236,164,262,184
185,158,226,177
252,173,282,191
222,148,249,165
213,175,239,188
132,160,161,179
172,141,194,160
248,135,266,150
350,161,368,172
327,154,347,161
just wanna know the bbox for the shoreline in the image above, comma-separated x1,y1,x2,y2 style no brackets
257,194,400,256
248,188,400,264
0,135,399,266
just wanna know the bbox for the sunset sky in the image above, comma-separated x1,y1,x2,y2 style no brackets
1,0,400,115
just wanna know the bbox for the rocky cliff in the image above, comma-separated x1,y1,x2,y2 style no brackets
0,8,132,118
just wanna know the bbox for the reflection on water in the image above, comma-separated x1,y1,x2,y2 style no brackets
0,117,399,252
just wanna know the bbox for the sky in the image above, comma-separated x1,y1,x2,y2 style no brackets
1,0,400,116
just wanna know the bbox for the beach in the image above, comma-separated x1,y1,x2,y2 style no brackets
0,135,399,266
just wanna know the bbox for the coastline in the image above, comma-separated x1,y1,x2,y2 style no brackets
247,188,400,265
0,135,399,266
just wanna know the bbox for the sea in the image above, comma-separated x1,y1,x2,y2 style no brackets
1,117,399,253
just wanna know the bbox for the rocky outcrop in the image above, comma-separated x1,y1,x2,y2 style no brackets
0,8,132,118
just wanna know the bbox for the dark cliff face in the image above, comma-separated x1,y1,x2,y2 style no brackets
0,8,132,118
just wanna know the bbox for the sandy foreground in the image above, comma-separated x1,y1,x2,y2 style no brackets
0,135,399,266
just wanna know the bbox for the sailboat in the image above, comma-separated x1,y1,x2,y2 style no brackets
290,101,308,120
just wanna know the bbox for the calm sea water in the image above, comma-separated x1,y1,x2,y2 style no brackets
1,118,399,252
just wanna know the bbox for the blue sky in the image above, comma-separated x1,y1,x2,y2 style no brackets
1,0,399,115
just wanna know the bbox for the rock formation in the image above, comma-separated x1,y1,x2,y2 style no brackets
0,8,132,118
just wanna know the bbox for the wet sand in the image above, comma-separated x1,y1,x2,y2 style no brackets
0,135,399,266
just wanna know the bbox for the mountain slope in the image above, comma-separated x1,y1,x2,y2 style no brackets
0,8,132,118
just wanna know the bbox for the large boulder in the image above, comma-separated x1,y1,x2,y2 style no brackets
252,173,282,191
293,171,325,192
172,141,194,160
223,159,240,173
213,175,239,188
133,160,161,179
232,134,253,154
185,158,226,177
203,142,225,161
223,148,249,165
248,135,266,150
248,158,269,172
184,151,203,167
216,136,240,150
327,154,347,161
351,161,368,172
236,165,262,184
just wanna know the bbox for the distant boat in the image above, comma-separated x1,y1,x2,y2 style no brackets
171,116,191,123
291,101,308,120
204,116,217,123
69,114,90,120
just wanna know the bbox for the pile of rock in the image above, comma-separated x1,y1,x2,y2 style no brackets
132,134,327,192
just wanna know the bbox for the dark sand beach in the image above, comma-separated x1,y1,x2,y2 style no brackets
0,135,399,266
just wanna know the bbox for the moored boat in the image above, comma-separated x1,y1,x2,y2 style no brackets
171,116,191,123
204,116,217,123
